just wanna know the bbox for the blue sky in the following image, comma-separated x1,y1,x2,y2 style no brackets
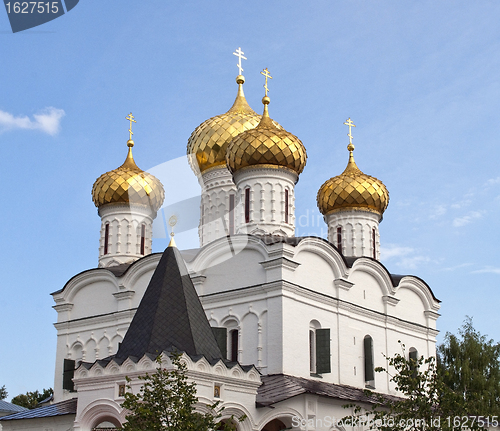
1,0,500,399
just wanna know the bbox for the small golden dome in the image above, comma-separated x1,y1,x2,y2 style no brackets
317,145,389,218
187,76,262,174
92,140,165,212
226,96,307,175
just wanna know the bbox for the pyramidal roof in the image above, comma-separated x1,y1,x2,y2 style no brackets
116,242,222,360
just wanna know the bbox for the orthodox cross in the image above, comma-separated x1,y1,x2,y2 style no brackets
233,47,247,75
343,117,356,146
169,215,178,238
126,112,136,141
260,68,272,96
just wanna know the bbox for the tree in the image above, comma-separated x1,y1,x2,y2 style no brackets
11,388,53,409
344,343,468,431
344,319,500,431
438,316,500,417
121,353,242,431
0,385,7,400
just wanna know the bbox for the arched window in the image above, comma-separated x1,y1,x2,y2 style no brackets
337,226,342,252
409,347,418,376
364,335,375,388
372,228,376,259
309,329,316,373
284,189,289,223
140,224,146,255
244,188,250,223
104,223,110,255
229,194,235,235
310,321,331,375
229,329,238,362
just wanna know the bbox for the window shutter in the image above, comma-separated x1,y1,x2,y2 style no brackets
63,359,75,392
315,329,331,374
211,327,227,359
364,336,374,382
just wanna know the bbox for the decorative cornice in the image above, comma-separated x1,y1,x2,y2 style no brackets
334,278,353,291
112,290,135,300
53,303,74,312
382,295,400,306
259,257,300,271
424,310,440,320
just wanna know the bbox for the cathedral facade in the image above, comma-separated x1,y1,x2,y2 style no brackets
0,56,440,431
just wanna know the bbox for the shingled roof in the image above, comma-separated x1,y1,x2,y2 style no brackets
115,241,222,361
256,374,400,407
0,398,76,421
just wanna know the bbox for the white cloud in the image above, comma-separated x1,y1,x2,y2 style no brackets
442,262,473,272
485,177,500,187
381,245,414,260
429,204,447,219
0,107,65,135
471,267,500,275
452,210,484,227
380,244,430,271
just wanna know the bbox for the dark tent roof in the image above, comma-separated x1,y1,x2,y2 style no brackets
115,243,222,361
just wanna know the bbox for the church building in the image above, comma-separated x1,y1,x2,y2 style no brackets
0,50,440,431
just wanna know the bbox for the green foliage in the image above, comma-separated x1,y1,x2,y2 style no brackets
121,353,242,431
11,388,53,409
438,316,500,417
344,318,500,431
0,385,7,400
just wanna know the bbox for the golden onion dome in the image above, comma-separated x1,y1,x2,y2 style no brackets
92,139,165,212
226,96,307,176
317,144,389,218
187,75,262,174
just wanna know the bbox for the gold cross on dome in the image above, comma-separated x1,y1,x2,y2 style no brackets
260,68,272,96
233,47,247,75
126,112,137,141
343,117,356,145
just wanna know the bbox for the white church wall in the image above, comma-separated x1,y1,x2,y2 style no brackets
345,270,387,314
292,250,337,297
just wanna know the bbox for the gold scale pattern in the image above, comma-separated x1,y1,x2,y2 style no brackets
317,151,389,216
187,78,275,174
226,103,307,175
92,146,165,212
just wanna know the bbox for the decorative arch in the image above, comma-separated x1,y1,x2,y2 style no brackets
294,237,349,280
257,407,304,431
395,276,440,312
350,258,394,297
77,399,125,431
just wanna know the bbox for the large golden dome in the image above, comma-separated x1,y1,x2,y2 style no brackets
317,145,389,218
187,75,262,174
226,96,307,175
92,140,165,212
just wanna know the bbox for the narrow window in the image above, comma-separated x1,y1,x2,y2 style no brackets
229,194,235,235
309,330,316,373
372,228,376,259
409,347,418,377
364,335,375,388
104,223,110,255
285,189,289,223
63,359,76,392
229,329,239,362
140,224,146,255
244,188,250,223
337,226,342,252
